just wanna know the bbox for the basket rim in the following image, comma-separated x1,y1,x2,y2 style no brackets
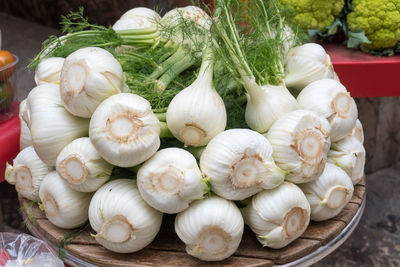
0,54,19,71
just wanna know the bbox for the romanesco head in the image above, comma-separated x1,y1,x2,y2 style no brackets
279,0,344,30
347,0,400,50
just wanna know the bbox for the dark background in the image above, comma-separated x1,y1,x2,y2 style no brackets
0,0,193,28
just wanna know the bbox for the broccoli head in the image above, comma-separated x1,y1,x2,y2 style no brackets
347,0,400,50
279,0,345,30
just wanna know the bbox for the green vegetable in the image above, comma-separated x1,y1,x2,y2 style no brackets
0,81,13,113
279,0,344,31
347,0,400,51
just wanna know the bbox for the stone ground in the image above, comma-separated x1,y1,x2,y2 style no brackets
1,12,400,266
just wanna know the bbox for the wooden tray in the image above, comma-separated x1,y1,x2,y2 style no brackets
20,177,366,267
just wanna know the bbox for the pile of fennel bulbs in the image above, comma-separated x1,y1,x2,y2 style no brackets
5,0,367,262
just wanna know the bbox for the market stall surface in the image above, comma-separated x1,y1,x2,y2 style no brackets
1,12,399,267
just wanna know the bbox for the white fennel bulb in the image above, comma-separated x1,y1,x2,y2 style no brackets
89,93,160,167
284,43,335,90
175,195,244,261
89,179,162,253
245,82,299,133
161,6,211,46
56,137,113,192
137,148,206,214
328,136,366,185
297,79,358,142
162,6,212,31
19,99,32,150
200,129,286,200
300,163,354,221
39,171,92,229
20,98,31,128
34,57,65,85
113,7,160,30
241,182,310,249
266,110,331,184
5,146,52,201
349,119,364,144
121,7,160,21
27,84,89,166
166,45,227,146
60,47,124,118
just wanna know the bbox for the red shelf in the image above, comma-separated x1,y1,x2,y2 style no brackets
0,114,20,183
324,44,400,98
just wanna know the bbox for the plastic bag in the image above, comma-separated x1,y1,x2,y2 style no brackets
0,232,64,267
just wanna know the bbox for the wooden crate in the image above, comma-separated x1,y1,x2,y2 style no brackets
20,177,366,266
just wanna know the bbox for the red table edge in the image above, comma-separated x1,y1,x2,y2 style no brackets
0,112,20,183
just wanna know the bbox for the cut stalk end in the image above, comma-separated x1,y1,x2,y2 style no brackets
59,155,88,185
283,207,308,239
197,225,231,255
230,154,264,189
325,185,349,209
61,60,89,102
42,193,59,217
331,92,352,119
145,166,184,196
14,166,34,193
98,215,135,243
180,123,207,147
294,127,327,180
105,112,144,143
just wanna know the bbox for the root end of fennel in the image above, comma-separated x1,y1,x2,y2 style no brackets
14,166,34,193
180,123,208,147
59,155,88,185
42,193,60,217
61,60,89,99
105,112,144,143
230,154,265,189
325,185,349,209
331,92,352,119
195,225,232,256
282,207,308,239
144,165,185,196
97,215,135,243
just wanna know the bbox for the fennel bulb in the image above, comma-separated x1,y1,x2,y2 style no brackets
56,137,113,192
5,146,52,201
137,148,206,214
297,79,358,142
34,57,65,85
349,119,364,144
161,5,211,45
245,82,299,133
175,195,244,261
39,171,92,229
328,136,366,185
148,6,211,92
60,47,125,118
19,99,32,150
166,44,227,146
200,129,286,200
113,7,160,31
241,182,310,249
266,110,331,184
284,43,336,90
211,1,298,133
300,163,354,221
27,84,89,166
89,93,160,167
89,179,162,253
